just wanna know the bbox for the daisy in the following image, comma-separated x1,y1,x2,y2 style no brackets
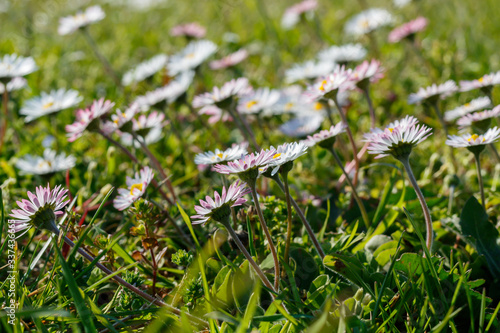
113,167,154,211
209,49,248,70
122,54,168,86
444,97,491,122
201,107,233,124
213,149,277,179
120,111,166,147
16,149,76,175
170,22,206,39
65,98,115,142
191,179,250,225
317,43,367,65
394,0,412,8
279,115,324,137
407,80,458,105
9,184,69,236
281,0,318,30
350,59,384,89
267,142,308,176
58,5,105,36
459,71,500,93
167,40,217,76
103,104,139,133
344,8,394,37
135,71,194,110
363,115,419,141
20,89,82,122
0,77,27,94
192,77,252,114
303,122,347,148
285,60,334,84
388,17,428,43
0,54,38,79
237,87,280,115
456,106,500,131
305,65,354,101
194,144,248,165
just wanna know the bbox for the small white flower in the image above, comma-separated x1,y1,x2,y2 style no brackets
16,149,76,175
407,80,458,105
58,5,105,36
194,144,248,165
21,89,82,122
394,0,412,8
0,77,27,94
122,54,168,86
237,87,280,114
281,0,318,30
120,111,166,148
303,122,347,147
0,54,38,79
167,40,217,76
113,167,154,211
285,60,334,84
345,8,394,37
317,43,367,64
192,77,252,115
444,97,491,122
267,141,308,175
459,71,500,92
304,65,355,101
446,127,500,148
209,49,248,70
456,106,500,129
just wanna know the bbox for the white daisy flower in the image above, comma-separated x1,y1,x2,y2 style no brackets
303,122,347,147
65,98,115,142
407,80,458,105
20,89,82,122
194,144,248,165
394,0,412,8
16,149,76,175
122,54,168,86
167,40,217,76
285,60,334,84
0,77,27,94
237,87,280,115
192,77,252,114
0,54,38,79
267,141,308,175
444,97,491,122
304,65,355,101
120,111,166,147
456,106,500,130
279,115,324,137
113,166,154,211
170,22,206,39
58,5,105,36
345,8,394,37
317,43,367,65
209,49,248,70
459,71,500,92
281,0,318,30
103,104,139,133
446,127,500,148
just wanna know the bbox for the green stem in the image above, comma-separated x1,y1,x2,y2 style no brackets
431,102,449,136
473,152,486,211
328,147,371,229
281,172,293,267
225,105,260,150
362,87,376,129
0,89,9,154
399,156,434,253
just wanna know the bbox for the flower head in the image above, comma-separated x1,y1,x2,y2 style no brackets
0,54,38,79
281,0,318,30
213,149,277,181
456,106,500,130
303,122,347,148
113,167,154,211
446,127,500,154
191,180,250,225
444,96,491,122
119,111,166,147
345,8,394,37
460,71,500,92
209,49,248,70
350,59,384,89
237,87,280,114
21,89,82,122
317,43,367,65
388,17,428,43
192,77,252,114
305,65,354,101
170,22,206,39
16,149,76,175
9,184,69,236
135,71,194,110
194,144,248,165
267,142,308,175
285,60,334,84
65,98,115,142
122,54,168,86
103,104,139,133
58,5,105,35
364,116,432,159
0,77,27,94
167,40,217,75
408,80,458,105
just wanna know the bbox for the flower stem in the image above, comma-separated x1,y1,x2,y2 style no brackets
220,219,276,293
473,152,486,211
248,182,280,291
328,147,370,229
431,102,449,136
271,175,325,259
362,87,376,129
281,172,293,267
230,104,261,150
225,106,259,150
332,97,359,187
61,236,207,327
0,89,9,154
399,156,434,253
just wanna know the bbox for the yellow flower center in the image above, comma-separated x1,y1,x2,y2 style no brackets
388,128,394,133
43,101,54,109
285,102,294,111
314,102,323,111
186,53,195,59
246,100,257,109
478,76,485,83
130,183,143,195
273,153,281,159
217,153,224,159
319,80,327,92
464,103,470,107
468,134,485,142
361,20,370,28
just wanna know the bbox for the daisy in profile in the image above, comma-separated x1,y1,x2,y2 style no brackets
344,8,394,37
285,60,334,84
365,117,434,251
444,96,491,122
135,71,194,110
0,77,27,94
446,127,500,210
193,78,252,114
113,167,154,211
0,54,38,79
102,104,139,134
194,144,248,166
281,0,318,30
237,87,280,115
58,5,105,35
20,89,82,122
120,111,166,147
65,98,115,142
460,71,500,96
167,40,217,76
408,80,458,105
16,149,76,176
170,22,206,39
317,43,367,65
122,54,168,86
267,141,308,176
388,17,428,43
209,49,248,70
456,106,500,131
9,184,69,237
279,115,324,137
